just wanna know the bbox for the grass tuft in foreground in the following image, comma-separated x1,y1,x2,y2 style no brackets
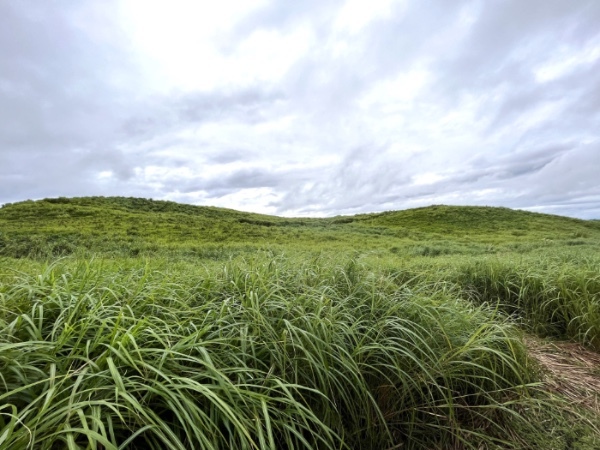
1,256,539,449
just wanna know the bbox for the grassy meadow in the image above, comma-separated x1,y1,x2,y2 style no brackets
1,197,600,449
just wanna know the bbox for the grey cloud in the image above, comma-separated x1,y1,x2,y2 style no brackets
119,88,284,141
409,142,600,214
0,3,287,202
274,139,594,217
465,144,571,181
1,0,599,218
0,1,146,203
179,90,283,123
485,59,600,137
528,144,600,196
435,1,599,85
566,60,600,117
204,149,252,165
233,1,450,118
230,0,343,42
427,1,600,133
278,141,600,218
270,145,416,215
180,167,288,194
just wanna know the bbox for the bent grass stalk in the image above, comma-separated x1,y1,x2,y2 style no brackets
0,256,568,449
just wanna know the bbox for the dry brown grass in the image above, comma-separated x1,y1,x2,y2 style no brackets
526,336,600,412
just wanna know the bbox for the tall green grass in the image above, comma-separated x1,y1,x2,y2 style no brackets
370,251,600,350
454,255,600,348
0,256,538,449
2,197,600,447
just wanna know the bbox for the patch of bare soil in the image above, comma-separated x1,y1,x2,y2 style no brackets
526,337,600,412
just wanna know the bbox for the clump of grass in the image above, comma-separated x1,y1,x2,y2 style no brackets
451,255,600,348
0,256,539,449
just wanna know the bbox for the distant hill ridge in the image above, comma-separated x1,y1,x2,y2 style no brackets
1,196,598,258
1,195,595,224
2,196,268,219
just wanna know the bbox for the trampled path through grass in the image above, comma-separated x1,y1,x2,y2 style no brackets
527,336,600,413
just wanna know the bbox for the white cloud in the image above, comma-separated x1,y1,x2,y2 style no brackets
1,0,600,218
412,172,445,186
334,0,403,34
359,69,431,109
230,26,315,85
534,39,600,83
118,0,269,91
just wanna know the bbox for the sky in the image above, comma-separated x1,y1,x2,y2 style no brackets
1,1,599,218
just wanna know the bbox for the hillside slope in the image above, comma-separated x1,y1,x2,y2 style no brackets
353,204,600,235
1,196,599,258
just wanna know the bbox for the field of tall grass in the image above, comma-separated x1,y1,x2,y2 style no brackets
371,250,600,349
1,198,600,448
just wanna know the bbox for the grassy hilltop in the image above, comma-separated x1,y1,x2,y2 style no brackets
1,197,600,449
1,196,599,258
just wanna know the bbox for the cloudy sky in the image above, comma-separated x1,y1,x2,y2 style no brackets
1,1,599,218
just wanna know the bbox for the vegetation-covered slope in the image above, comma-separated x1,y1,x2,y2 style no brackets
1,196,599,258
354,204,600,236
1,196,600,449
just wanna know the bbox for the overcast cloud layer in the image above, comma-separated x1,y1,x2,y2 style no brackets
1,1,599,218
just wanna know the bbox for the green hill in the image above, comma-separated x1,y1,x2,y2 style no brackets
1,196,599,258
353,204,600,235
2,196,600,449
